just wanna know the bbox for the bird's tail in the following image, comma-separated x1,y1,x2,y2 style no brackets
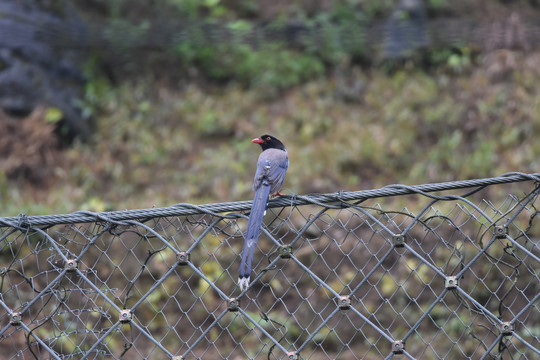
238,181,271,290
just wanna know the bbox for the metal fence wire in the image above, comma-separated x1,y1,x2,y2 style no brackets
0,172,539,360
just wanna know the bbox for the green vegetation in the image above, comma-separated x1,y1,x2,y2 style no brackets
3,55,539,216
1,0,539,217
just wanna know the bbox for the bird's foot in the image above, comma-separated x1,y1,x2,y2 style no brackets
238,277,250,291
271,191,284,198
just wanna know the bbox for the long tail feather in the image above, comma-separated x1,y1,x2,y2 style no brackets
238,181,271,290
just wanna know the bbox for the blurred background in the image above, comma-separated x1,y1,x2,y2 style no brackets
1,0,539,215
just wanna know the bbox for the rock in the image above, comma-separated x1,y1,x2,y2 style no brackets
0,0,90,140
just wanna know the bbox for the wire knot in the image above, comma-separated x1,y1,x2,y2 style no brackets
16,214,30,229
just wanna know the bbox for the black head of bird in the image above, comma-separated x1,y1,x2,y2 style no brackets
252,134,286,151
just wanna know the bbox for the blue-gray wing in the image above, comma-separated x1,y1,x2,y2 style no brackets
253,148,289,194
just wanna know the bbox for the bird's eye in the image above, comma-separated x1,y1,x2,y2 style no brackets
266,136,271,141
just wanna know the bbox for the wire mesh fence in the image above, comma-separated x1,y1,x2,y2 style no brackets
0,172,539,359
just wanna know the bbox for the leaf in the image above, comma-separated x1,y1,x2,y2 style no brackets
45,107,63,123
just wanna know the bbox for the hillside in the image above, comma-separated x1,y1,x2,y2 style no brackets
1,0,539,215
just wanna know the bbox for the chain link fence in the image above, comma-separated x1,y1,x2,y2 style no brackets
0,173,539,359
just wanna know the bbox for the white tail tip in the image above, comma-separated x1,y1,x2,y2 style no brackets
238,277,250,291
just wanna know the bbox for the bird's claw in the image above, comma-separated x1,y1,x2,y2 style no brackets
271,191,284,198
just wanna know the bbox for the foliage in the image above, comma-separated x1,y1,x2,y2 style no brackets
2,1,540,216
2,46,540,216
175,42,325,90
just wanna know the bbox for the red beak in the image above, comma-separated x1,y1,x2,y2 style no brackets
251,137,264,144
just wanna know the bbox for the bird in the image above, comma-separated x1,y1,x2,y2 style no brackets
238,135,289,291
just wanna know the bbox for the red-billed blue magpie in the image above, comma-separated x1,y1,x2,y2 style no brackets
238,135,288,291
